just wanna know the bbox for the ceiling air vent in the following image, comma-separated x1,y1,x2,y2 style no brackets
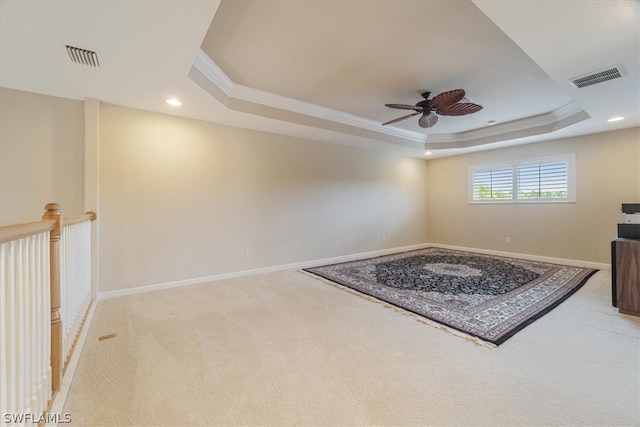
569,65,624,89
65,45,100,68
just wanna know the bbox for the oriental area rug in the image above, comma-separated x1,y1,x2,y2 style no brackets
303,247,597,346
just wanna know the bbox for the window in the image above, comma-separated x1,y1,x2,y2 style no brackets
472,167,513,200
469,155,575,203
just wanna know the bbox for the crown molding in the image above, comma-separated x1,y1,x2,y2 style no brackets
193,49,233,96
230,83,426,143
192,49,426,146
426,103,590,149
192,49,590,152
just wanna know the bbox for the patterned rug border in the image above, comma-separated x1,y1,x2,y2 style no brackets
299,269,500,348
302,247,598,346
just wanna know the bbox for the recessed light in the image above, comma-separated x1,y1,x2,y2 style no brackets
607,116,624,122
487,120,497,126
424,151,432,156
166,98,182,106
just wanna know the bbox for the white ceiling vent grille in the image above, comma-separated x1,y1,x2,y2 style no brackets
569,65,624,88
65,45,100,68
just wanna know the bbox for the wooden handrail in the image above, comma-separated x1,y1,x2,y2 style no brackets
0,211,98,244
0,219,56,243
64,211,98,226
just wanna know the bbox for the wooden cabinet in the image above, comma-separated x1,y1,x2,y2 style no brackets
613,238,640,316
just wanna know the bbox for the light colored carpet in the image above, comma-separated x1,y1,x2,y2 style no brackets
63,269,639,426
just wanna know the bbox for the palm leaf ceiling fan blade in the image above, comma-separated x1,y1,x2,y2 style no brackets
381,111,421,126
385,103,423,111
437,103,483,116
429,89,465,108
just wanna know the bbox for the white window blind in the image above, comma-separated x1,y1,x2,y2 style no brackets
517,161,568,200
469,155,575,203
472,167,513,200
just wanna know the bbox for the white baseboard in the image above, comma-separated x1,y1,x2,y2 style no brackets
427,243,610,271
99,242,608,300
99,242,431,300
46,300,98,427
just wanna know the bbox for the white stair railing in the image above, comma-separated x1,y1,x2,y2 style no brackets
60,218,93,368
1,223,54,425
0,204,96,426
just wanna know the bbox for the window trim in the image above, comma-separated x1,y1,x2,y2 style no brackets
468,154,576,204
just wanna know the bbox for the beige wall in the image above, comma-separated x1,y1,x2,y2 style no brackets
0,87,85,224
98,104,428,291
425,127,640,263
3,87,638,290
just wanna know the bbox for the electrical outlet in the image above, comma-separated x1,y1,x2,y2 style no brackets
245,250,251,258
504,237,510,244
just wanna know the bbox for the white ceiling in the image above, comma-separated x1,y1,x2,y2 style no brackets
1,0,638,159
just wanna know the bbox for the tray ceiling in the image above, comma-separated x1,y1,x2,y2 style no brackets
1,0,638,158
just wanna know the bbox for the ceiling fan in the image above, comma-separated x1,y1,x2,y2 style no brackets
382,89,482,128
